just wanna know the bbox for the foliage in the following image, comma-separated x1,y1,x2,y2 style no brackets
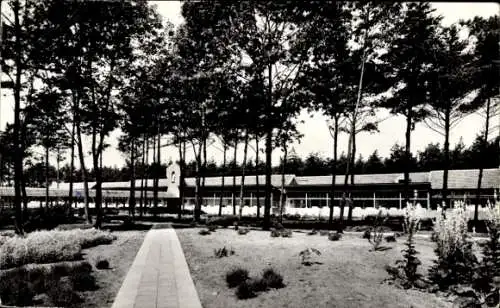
198,229,211,236
270,229,281,237
429,201,478,290
235,278,258,299
261,268,285,289
385,235,397,243
281,229,293,238
0,229,115,269
46,276,81,307
207,225,217,232
299,248,321,265
328,232,342,241
226,268,250,288
473,202,500,296
238,228,250,235
307,229,318,235
95,258,110,270
214,246,235,258
368,210,388,251
388,203,423,288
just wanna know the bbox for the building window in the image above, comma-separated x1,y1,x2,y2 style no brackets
171,171,176,183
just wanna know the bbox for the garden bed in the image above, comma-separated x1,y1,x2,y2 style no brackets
0,229,146,307
177,228,451,308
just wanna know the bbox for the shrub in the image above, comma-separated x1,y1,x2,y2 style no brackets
270,229,280,237
199,229,211,235
96,258,110,269
368,210,388,251
261,268,285,289
207,225,217,232
387,203,423,289
385,235,397,242
0,229,115,269
226,268,249,288
319,230,329,236
235,279,258,299
70,271,97,291
0,268,35,306
207,215,239,227
281,229,292,238
429,201,477,290
46,276,81,307
238,228,250,235
473,202,500,296
362,230,371,239
328,231,341,241
214,246,235,258
307,229,318,235
299,248,321,265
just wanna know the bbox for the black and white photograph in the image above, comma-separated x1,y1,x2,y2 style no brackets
0,1,499,307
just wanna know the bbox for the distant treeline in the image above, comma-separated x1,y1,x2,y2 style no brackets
17,135,499,187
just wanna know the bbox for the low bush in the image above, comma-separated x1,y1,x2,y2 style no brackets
319,230,329,236
235,279,258,299
307,229,318,235
261,268,285,289
199,229,211,235
207,215,239,227
207,225,217,232
96,258,110,269
214,246,235,258
385,234,397,242
46,276,81,307
238,228,250,235
328,232,342,241
270,229,280,237
362,230,371,239
70,270,97,291
0,229,115,269
299,248,321,265
0,268,36,306
281,229,293,238
226,268,249,288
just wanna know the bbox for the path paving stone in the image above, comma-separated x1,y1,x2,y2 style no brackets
112,225,202,308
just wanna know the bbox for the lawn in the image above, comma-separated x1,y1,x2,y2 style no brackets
177,228,452,308
76,230,147,308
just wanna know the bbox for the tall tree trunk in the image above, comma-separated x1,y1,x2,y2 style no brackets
340,130,353,233
139,136,146,217
68,114,76,208
202,135,207,205
329,117,339,228
144,137,150,215
279,143,287,223
12,0,23,235
255,136,261,219
238,132,249,219
129,139,136,218
474,97,491,226
263,64,273,230
93,152,103,228
218,140,227,216
182,139,186,212
194,143,202,222
45,145,49,208
347,128,356,222
153,131,160,217
76,121,91,224
232,137,238,215
404,106,413,205
178,134,184,220
442,106,451,208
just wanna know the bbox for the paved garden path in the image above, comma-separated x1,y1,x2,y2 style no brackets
111,225,202,308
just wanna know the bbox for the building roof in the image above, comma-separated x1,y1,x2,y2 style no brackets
295,172,430,186
184,174,296,188
429,168,499,190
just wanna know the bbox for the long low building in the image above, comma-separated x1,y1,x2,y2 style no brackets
1,163,498,211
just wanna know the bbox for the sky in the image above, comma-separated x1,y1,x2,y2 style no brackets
0,2,499,169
